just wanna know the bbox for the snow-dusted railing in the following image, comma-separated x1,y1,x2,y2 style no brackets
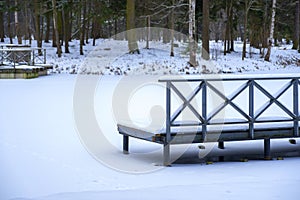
0,46,46,67
159,74,300,165
119,74,300,166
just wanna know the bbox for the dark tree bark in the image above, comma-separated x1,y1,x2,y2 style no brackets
85,0,91,44
6,0,13,44
146,16,150,49
189,0,197,66
44,2,51,43
126,0,139,54
52,0,62,57
15,0,22,44
92,12,97,46
299,0,300,53
224,0,233,55
58,10,63,46
242,0,249,60
0,6,4,42
34,0,42,54
63,4,70,53
264,0,276,62
80,0,87,55
293,0,299,50
170,0,175,57
24,0,30,42
68,0,73,42
229,4,234,52
52,23,57,47
202,0,210,60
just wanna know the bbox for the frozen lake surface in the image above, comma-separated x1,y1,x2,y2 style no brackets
0,74,300,200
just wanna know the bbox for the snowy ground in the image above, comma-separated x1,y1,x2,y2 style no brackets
1,37,300,200
76,39,300,75
4,37,298,75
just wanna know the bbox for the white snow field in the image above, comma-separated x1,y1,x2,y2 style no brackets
7,37,298,75
1,74,300,200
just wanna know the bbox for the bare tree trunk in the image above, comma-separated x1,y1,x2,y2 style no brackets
299,1,300,53
264,0,276,61
92,22,96,46
0,7,4,42
52,0,62,57
34,0,42,54
91,0,102,44
24,1,29,42
52,23,56,47
85,0,91,44
229,4,234,52
224,0,233,55
170,0,175,57
189,0,197,67
261,0,268,57
63,3,70,53
126,0,139,54
58,10,63,46
44,2,51,43
6,0,13,44
68,0,73,42
242,0,249,60
293,0,299,50
299,0,300,53
163,17,170,44
92,7,97,47
202,0,210,60
80,0,86,55
15,0,22,44
146,16,150,49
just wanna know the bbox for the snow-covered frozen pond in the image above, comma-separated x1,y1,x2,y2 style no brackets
0,74,300,200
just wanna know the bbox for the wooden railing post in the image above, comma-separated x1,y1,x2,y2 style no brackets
202,81,207,141
164,81,171,166
44,48,46,64
293,78,299,137
32,49,35,65
249,80,254,139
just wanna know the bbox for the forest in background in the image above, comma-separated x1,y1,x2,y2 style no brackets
0,0,299,62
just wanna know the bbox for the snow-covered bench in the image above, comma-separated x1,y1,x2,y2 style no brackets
118,74,300,166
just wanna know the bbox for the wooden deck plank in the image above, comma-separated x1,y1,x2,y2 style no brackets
118,123,298,144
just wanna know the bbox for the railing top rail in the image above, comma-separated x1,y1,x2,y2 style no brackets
0,44,31,47
0,48,34,52
159,74,300,82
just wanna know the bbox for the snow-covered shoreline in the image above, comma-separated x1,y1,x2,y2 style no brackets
2,38,299,75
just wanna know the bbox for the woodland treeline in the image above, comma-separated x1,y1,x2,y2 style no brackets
0,0,299,62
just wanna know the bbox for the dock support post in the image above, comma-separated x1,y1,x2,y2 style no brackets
123,135,129,154
264,138,272,160
218,141,225,149
218,141,225,162
163,144,171,166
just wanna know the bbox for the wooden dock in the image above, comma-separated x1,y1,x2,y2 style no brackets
118,74,300,166
0,44,52,79
0,65,52,79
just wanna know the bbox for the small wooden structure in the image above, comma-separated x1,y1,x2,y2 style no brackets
0,44,52,79
118,74,300,166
